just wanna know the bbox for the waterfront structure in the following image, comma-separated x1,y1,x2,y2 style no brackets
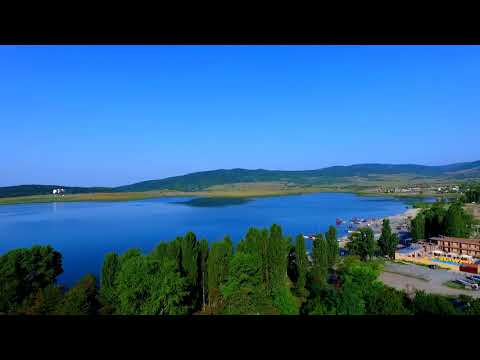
430,236,480,258
394,237,480,273
52,188,65,196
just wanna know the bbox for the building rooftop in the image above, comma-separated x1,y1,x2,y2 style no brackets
397,243,423,254
430,236,480,245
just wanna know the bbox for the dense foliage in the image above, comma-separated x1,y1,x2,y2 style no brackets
0,245,63,313
410,202,473,240
378,219,399,259
2,221,480,316
461,183,480,204
346,227,376,261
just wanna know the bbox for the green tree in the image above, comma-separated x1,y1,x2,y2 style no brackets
198,239,209,309
181,232,199,286
207,238,233,308
264,224,288,296
119,248,142,263
56,274,99,315
287,240,298,284
294,234,308,297
237,227,260,254
378,219,399,259
412,291,459,315
150,242,169,263
424,206,447,238
458,295,480,315
365,284,410,315
312,233,329,284
224,235,233,257
0,245,63,313
325,226,338,268
220,252,275,315
465,185,480,203
99,252,120,310
18,284,64,315
167,237,183,273
272,286,299,315
335,284,366,315
335,257,383,315
115,256,188,315
411,213,426,241
303,285,338,315
346,227,376,261
445,203,471,237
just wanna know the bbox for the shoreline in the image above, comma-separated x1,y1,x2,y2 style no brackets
0,187,444,206
338,207,420,247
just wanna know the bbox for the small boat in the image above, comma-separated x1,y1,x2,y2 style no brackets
336,218,343,225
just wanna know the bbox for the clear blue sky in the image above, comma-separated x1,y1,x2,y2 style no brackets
1,45,479,187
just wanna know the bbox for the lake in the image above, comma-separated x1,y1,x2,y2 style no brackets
0,192,419,286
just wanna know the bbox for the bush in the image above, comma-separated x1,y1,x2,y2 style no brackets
272,287,300,315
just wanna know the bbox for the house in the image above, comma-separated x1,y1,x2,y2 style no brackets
395,243,426,260
430,236,480,259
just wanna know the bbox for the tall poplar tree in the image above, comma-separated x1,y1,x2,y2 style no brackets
207,238,233,308
181,231,199,309
198,239,209,309
237,227,260,254
266,224,288,296
100,252,120,309
411,213,425,241
378,219,399,259
312,233,328,283
325,225,338,268
445,203,471,237
294,234,308,296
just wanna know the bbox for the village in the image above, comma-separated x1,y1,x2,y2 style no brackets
52,188,65,196
332,207,480,296
375,183,461,195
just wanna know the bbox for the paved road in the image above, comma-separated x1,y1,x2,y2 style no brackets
380,262,480,298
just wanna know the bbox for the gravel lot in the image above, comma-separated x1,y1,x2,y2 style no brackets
380,262,480,298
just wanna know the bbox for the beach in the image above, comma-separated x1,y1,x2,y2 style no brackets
338,207,420,247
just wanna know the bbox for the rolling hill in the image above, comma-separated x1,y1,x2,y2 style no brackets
1,160,480,198
115,160,480,192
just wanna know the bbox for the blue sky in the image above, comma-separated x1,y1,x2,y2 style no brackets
1,45,479,187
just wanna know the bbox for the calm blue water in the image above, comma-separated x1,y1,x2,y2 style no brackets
0,193,417,286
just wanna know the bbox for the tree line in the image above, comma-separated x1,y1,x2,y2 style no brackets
410,201,474,241
459,183,480,204
1,222,480,315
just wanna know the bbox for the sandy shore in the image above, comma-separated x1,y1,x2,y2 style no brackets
338,207,420,247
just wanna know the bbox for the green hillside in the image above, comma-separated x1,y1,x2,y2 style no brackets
2,160,480,198
116,161,480,192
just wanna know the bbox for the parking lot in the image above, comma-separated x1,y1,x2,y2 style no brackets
380,261,480,298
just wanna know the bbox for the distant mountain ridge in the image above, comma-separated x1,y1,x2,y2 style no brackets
2,160,480,198
116,160,480,192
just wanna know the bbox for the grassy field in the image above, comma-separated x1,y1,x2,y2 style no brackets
0,183,334,205
0,180,461,206
0,191,192,205
443,280,473,290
